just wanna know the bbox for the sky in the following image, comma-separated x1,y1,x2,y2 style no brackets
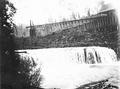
9,0,120,26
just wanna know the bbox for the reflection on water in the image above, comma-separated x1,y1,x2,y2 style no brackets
17,47,120,89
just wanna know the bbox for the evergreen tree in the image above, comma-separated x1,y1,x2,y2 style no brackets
0,0,20,88
0,1,42,89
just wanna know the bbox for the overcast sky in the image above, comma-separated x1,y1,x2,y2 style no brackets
10,0,120,26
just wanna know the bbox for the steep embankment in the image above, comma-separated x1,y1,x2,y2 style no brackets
34,24,117,49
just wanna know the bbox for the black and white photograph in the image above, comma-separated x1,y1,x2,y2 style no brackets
0,0,120,89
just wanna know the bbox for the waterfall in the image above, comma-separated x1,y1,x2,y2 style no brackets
17,46,117,64
16,46,119,89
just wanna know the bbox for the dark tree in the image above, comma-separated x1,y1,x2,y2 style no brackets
0,1,42,89
0,0,21,89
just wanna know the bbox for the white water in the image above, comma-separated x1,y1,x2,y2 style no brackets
17,46,120,89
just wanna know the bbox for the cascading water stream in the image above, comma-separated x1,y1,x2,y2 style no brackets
16,46,120,89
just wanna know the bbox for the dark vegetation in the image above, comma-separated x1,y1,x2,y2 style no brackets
16,55,42,89
0,0,42,89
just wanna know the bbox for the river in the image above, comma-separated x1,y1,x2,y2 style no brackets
17,46,120,89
